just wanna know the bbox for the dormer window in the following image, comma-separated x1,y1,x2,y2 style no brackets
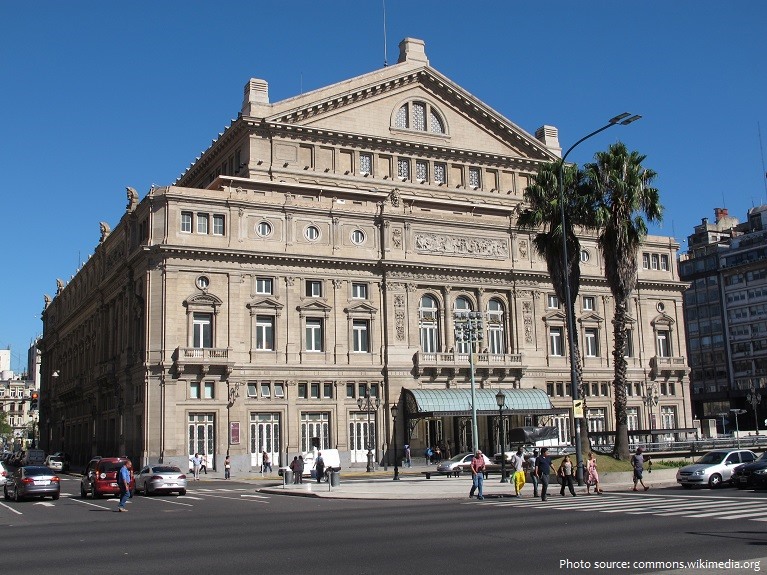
393,100,446,135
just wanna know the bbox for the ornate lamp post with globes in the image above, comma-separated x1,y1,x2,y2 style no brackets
358,391,380,472
391,404,400,481
495,390,508,483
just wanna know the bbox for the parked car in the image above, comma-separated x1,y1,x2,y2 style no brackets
134,465,187,495
732,452,767,489
45,455,67,472
436,452,497,476
22,449,46,466
3,465,60,501
0,461,11,486
80,457,134,498
676,449,757,488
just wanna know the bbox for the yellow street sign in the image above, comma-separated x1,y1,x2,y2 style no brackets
573,399,584,419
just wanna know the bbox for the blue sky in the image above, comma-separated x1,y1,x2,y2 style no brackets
1,1,765,373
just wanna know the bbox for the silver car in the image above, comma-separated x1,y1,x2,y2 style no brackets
676,449,757,488
436,452,494,476
135,465,187,495
0,461,10,486
3,465,61,501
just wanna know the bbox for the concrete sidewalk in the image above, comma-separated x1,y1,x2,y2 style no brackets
256,467,679,500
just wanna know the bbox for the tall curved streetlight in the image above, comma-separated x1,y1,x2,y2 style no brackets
557,113,641,485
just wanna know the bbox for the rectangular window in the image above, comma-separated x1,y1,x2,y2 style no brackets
256,316,274,351
584,328,599,357
624,329,634,358
306,318,324,352
642,253,650,269
547,294,559,309
656,330,671,357
256,277,273,295
434,162,446,185
298,383,307,399
323,382,333,399
360,153,372,175
212,214,225,235
416,160,428,182
660,254,669,271
550,327,564,356
247,383,258,398
190,382,201,399
353,320,370,353
358,383,367,398
651,253,659,270
346,383,355,398
397,158,410,180
181,211,193,233
203,382,214,399
193,313,213,348
306,280,322,298
310,382,320,399
273,382,284,398
261,383,271,398
468,167,481,189
197,213,209,234
352,283,368,299
583,296,595,311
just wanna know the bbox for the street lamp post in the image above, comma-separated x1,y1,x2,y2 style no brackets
226,382,241,457
454,311,484,452
495,390,508,483
730,408,747,449
357,391,380,472
557,112,641,485
391,404,400,481
746,383,762,436
643,383,659,445
716,412,728,436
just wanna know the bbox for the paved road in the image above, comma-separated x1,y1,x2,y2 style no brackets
3,475,767,574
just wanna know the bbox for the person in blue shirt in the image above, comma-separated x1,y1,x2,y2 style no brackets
117,460,133,512
534,447,553,501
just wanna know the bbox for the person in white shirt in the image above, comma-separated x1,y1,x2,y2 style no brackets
510,447,526,497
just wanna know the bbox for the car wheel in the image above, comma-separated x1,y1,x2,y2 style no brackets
14,489,20,502
147,484,155,496
52,493,59,501
3,487,9,500
80,484,87,498
681,484,693,489
179,489,186,496
92,487,100,499
708,473,722,488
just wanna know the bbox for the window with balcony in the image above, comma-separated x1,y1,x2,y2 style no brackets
193,313,213,348
656,330,671,357
487,299,505,354
419,294,440,353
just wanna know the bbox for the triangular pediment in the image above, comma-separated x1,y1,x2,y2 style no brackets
344,302,378,315
246,297,284,313
262,59,555,163
297,300,333,315
578,311,604,324
543,310,567,324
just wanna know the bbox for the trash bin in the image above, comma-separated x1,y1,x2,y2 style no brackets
329,470,340,487
282,469,293,485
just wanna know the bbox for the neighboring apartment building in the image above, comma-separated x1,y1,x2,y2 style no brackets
39,38,692,472
0,372,38,449
679,206,767,432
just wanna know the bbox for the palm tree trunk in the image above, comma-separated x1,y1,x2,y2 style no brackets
612,299,631,460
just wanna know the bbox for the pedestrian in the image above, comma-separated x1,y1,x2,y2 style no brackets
262,451,272,474
528,449,539,497
200,453,208,475
404,445,412,468
290,456,299,484
468,450,486,500
425,446,433,465
314,452,325,483
116,459,133,512
297,455,305,483
631,447,649,491
586,452,603,495
558,455,577,497
510,446,526,497
190,453,202,480
434,445,442,462
224,455,231,480
534,447,553,501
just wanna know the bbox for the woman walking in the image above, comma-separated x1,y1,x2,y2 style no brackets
558,455,576,497
586,452,603,495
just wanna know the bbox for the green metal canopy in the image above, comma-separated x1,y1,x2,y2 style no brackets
403,388,566,418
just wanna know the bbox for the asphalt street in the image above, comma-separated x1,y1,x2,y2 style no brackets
2,475,767,575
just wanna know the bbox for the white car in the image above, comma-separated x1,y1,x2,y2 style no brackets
436,452,496,476
676,449,757,488
45,456,65,472
0,462,10,486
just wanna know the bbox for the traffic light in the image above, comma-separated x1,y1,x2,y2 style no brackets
30,392,39,411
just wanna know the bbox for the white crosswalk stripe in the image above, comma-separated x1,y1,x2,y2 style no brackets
477,492,767,522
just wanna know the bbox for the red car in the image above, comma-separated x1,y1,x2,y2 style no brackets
80,457,135,498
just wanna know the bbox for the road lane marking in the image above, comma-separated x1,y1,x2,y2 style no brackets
140,497,194,507
241,494,269,499
177,496,203,500
69,498,113,510
0,501,23,515
194,493,268,503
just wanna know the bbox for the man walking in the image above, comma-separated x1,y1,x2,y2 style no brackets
631,447,649,491
468,450,486,500
510,446,526,497
190,453,202,480
528,449,539,498
534,447,553,501
117,460,132,512
314,452,325,483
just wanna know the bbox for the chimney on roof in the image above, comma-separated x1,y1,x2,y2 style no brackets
714,207,728,223
397,38,429,65
242,78,269,117
535,125,562,158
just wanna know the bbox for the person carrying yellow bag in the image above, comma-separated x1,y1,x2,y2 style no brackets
510,446,526,497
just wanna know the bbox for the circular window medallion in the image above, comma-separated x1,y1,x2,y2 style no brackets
256,221,272,237
351,229,365,245
305,225,320,241
656,302,665,312
196,276,210,290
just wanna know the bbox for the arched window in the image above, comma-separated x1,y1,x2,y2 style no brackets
393,100,446,135
453,296,473,353
486,299,505,354
419,295,440,353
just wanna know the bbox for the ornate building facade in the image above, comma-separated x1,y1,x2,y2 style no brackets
39,38,692,472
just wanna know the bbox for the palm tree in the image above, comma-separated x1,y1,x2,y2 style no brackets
518,161,593,457
583,142,662,460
